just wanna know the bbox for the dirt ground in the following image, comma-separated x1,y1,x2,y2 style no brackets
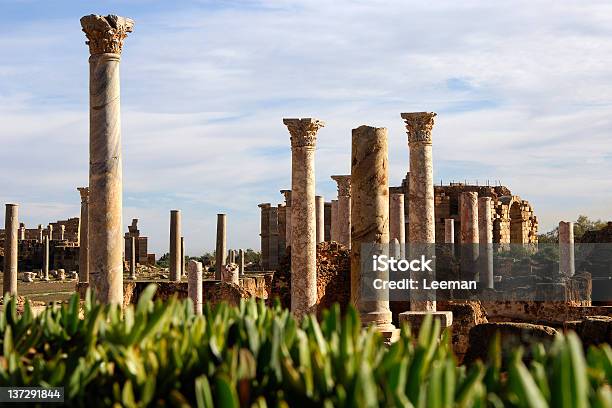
0,273,77,305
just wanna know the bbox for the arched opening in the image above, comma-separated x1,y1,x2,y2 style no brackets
509,201,523,243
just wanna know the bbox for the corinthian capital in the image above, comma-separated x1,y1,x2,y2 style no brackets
283,118,325,148
77,187,89,202
331,175,352,197
400,112,436,145
80,14,134,55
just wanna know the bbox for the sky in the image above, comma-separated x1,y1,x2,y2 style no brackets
1,0,611,256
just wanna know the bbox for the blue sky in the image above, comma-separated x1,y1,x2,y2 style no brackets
1,0,611,256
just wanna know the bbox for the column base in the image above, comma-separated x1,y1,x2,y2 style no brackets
360,310,400,343
398,311,453,334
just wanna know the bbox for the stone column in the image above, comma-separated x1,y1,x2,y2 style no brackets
180,236,185,276
351,126,398,341
331,175,351,248
3,204,19,296
559,221,575,277
48,224,53,241
59,225,65,241
444,219,455,244
81,14,134,304
42,236,50,281
18,223,25,241
478,197,494,288
188,260,203,315
269,206,279,269
330,200,339,242
284,118,324,318
460,192,479,280
38,224,43,243
169,210,181,282
389,193,405,258
215,213,227,280
258,203,270,269
129,236,136,280
315,195,325,244
238,248,245,275
280,190,292,248
324,201,332,241
77,187,89,283
277,204,287,258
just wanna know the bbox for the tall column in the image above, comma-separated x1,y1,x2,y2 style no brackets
77,187,89,283
351,126,398,341
559,221,575,277
277,204,287,258
269,206,279,269
460,192,479,280
402,112,437,312
238,248,245,275
281,190,292,248
3,204,18,296
18,223,25,241
258,203,270,269
59,225,65,241
330,200,339,242
215,213,227,280
81,14,134,304
315,195,325,244
284,118,324,318
42,236,50,281
169,210,181,282
324,201,332,241
38,224,43,243
478,197,494,288
389,193,405,258
48,224,53,241
331,175,351,248
444,219,455,244
188,260,203,315
129,236,136,280
180,236,185,276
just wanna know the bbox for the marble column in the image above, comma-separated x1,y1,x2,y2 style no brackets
315,195,325,244
188,260,203,315
389,193,405,258
258,203,270,269
238,248,245,275
215,213,227,280
18,223,25,241
284,118,324,318
351,125,398,341
444,218,455,244
331,175,351,248
277,204,287,258
81,14,134,305
77,187,89,283
59,225,65,241
180,236,185,276
129,236,136,280
478,197,494,288
42,236,50,281
38,224,43,243
324,201,332,241
401,112,437,312
330,199,339,242
3,204,19,296
460,192,479,280
48,224,53,241
169,210,181,282
281,190,292,248
269,206,279,269
559,221,575,277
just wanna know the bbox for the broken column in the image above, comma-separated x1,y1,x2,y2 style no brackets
81,14,134,304
38,224,43,243
258,203,270,269
324,201,332,241
351,125,398,341
238,248,245,275
78,187,89,283
460,191,479,280
331,175,351,248
283,118,325,318
59,225,65,241
444,219,455,244
188,260,203,315
389,193,405,258
169,210,181,282
315,195,325,244
280,190,292,248
48,224,53,241
478,197,494,288
330,199,339,242
18,223,25,241
269,206,279,269
399,112,452,330
559,221,575,277
215,213,227,280
3,204,19,296
129,236,136,280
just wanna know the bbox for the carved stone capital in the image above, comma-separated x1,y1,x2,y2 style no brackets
280,190,292,206
400,112,436,145
258,203,271,209
331,175,352,197
78,187,89,202
80,14,134,55
283,118,325,148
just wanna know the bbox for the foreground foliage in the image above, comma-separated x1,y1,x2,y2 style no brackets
0,286,610,407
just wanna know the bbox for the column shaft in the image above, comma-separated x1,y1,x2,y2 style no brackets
130,236,136,280
3,204,18,296
460,192,479,279
330,200,338,242
315,195,325,244
78,187,89,283
258,204,270,269
43,236,50,280
444,218,455,244
169,210,181,281
559,221,575,277
188,260,203,315
238,248,245,275
215,214,227,280
269,206,279,269
389,193,405,257
478,197,493,288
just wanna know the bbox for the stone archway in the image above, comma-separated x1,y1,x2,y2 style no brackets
509,201,524,243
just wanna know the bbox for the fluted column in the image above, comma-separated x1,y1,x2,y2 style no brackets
559,221,575,277
3,204,18,296
284,118,324,318
169,210,181,281
389,193,405,258
460,192,479,280
281,190,292,248
315,195,325,244
81,14,133,304
188,260,203,315
331,175,351,248
258,203,270,269
215,213,227,280
330,199,339,242
351,126,398,341
77,187,89,283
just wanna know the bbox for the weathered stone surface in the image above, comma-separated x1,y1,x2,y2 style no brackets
222,263,239,285
331,175,351,248
389,193,405,257
3,204,18,295
444,218,454,244
188,260,203,315
438,301,488,362
215,213,227,280
559,221,575,277
478,197,494,288
315,195,325,244
77,187,89,283
169,210,181,281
